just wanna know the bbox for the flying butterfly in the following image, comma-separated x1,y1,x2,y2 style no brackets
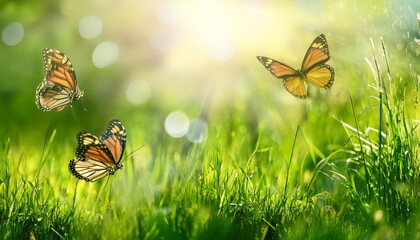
257,34,334,99
68,119,127,182
36,48,84,111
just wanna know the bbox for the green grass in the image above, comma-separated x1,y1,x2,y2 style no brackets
1,38,420,239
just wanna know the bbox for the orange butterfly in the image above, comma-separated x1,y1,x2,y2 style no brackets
69,119,126,182
36,48,84,111
257,34,334,99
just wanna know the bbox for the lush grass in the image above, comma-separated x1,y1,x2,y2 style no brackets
1,39,420,239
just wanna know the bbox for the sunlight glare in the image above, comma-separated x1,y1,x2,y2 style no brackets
188,2,234,62
155,1,240,62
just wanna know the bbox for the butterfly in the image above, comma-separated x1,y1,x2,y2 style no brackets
68,119,127,182
257,34,334,99
36,48,84,111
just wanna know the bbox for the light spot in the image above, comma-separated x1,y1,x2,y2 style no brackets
92,42,119,68
165,111,190,138
126,79,152,106
2,22,24,46
373,210,383,222
186,119,207,143
79,16,102,39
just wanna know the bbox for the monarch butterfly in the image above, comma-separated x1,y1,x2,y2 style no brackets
68,119,127,182
257,34,334,99
36,48,84,111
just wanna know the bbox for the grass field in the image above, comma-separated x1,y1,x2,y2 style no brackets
1,1,420,239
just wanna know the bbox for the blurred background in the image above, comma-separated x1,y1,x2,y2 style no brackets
0,0,419,162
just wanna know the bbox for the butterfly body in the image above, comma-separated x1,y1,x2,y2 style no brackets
36,48,84,111
257,34,334,98
69,119,127,182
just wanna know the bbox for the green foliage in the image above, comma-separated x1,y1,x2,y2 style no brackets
0,137,74,239
310,38,420,238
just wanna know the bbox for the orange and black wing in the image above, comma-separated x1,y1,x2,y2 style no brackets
70,120,126,182
100,119,127,165
257,34,333,98
301,34,331,73
42,48,78,90
70,132,120,182
282,75,308,99
75,132,117,166
284,64,334,98
305,64,334,89
257,56,308,98
36,48,83,111
257,56,300,78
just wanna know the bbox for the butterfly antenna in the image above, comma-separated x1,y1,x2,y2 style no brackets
121,144,145,163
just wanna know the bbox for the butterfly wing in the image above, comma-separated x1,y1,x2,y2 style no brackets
70,120,127,182
100,119,127,165
35,83,82,111
75,132,117,166
257,56,308,98
305,64,334,89
42,48,78,90
283,75,308,99
68,157,112,182
36,48,83,111
257,34,333,98
257,56,300,78
71,133,121,182
301,34,331,73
